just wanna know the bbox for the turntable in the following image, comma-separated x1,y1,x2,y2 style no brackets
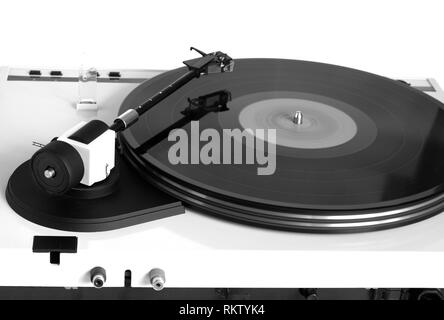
2,49,444,290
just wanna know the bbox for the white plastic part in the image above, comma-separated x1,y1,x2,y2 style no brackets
58,122,116,186
76,100,98,111
3,68,444,289
77,68,98,111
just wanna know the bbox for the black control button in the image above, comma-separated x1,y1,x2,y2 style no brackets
108,71,121,79
50,70,63,77
29,70,42,77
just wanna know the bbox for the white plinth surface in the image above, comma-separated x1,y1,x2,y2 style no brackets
1,67,444,289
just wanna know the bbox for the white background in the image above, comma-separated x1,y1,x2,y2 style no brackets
0,0,443,80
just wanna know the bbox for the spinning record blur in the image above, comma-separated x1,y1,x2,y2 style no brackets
119,59,444,232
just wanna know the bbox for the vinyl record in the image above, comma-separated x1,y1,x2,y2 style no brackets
119,59,444,232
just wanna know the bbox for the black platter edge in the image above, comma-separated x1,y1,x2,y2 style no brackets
120,137,444,234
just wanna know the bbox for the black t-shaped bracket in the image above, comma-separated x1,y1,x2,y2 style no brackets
32,236,78,265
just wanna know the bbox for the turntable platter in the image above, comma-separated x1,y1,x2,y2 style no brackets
119,59,444,232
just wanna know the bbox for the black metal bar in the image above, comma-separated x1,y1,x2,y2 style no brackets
135,70,198,117
109,49,232,133
109,69,198,132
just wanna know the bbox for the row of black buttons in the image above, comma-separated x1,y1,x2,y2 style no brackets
29,70,63,77
28,70,122,79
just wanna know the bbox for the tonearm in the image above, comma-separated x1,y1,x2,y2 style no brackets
30,48,234,195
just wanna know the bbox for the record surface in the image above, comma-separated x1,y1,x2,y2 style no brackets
119,59,444,232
